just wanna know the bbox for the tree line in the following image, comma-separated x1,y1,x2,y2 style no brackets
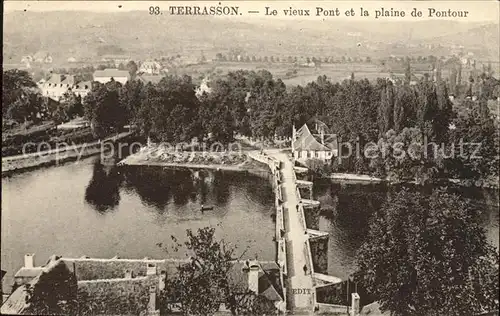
3,67,498,183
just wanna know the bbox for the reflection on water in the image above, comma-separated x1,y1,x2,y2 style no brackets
2,156,497,294
1,158,275,293
313,180,500,280
85,163,122,213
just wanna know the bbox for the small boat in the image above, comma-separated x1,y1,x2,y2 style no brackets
200,205,214,212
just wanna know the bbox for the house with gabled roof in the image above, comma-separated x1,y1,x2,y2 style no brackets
292,120,338,161
37,74,92,101
2,254,285,315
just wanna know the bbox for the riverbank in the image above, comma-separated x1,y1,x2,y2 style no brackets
1,132,133,177
326,172,499,189
330,173,383,183
117,146,270,175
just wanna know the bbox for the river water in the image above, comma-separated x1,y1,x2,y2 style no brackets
1,157,275,292
313,179,499,280
2,158,499,292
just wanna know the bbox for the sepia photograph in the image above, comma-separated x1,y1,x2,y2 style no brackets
1,1,499,315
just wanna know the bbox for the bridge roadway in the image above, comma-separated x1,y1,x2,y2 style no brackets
267,151,315,314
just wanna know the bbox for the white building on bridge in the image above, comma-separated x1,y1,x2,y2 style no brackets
292,120,338,162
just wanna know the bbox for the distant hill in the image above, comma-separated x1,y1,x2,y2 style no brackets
3,11,499,65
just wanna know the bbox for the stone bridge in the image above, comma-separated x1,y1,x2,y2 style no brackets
248,151,357,315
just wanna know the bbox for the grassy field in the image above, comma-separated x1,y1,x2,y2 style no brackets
175,62,392,86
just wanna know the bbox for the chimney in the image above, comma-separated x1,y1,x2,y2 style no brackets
146,263,157,276
24,254,35,268
350,293,360,316
320,129,324,145
148,286,157,311
159,270,166,291
124,269,133,279
247,260,259,294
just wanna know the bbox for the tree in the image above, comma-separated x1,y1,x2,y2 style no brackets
24,260,78,315
198,80,238,144
414,80,451,142
6,92,43,123
158,227,277,316
135,75,201,143
2,69,39,119
449,67,458,96
357,188,499,316
369,128,440,183
248,74,287,139
83,80,125,137
377,80,395,135
404,57,412,85
61,91,83,119
126,60,138,79
120,79,144,124
447,104,499,181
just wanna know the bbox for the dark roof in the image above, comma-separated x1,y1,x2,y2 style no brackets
45,74,67,84
64,258,183,281
229,261,283,302
1,259,75,315
77,277,156,315
61,75,76,85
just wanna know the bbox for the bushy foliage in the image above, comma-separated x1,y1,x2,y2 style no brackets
357,188,499,316
159,227,277,316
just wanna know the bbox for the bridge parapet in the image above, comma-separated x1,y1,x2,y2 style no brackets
301,199,321,209
306,229,329,240
296,180,313,188
293,166,309,174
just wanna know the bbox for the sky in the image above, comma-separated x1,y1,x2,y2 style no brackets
4,0,500,22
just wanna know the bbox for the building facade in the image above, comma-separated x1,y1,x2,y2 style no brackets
101,55,131,67
292,121,338,162
38,74,92,101
93,69,130,85
1,254,285,315
139,61,162,75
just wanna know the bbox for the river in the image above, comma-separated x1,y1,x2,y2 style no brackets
313,179,500,280
2,158,498,293
1,157,275,292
